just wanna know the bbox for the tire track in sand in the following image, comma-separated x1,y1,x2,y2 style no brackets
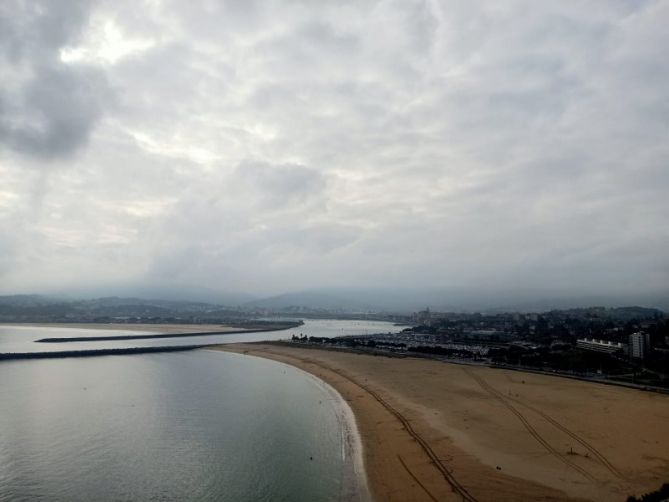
299,356,479,502
397,454,440,502
464,368,597,482
505,394,625,479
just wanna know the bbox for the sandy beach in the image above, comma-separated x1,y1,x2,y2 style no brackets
0,323,240,333
213,343,669,502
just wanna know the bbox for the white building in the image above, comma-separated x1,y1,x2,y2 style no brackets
629,332,649,359
576,338,626,354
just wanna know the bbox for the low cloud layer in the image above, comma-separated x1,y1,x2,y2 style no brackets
0,0,667,302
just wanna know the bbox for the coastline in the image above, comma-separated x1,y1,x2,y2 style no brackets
204,347,371,502
212,343,669,502
213,344,480,501
289,356,371,502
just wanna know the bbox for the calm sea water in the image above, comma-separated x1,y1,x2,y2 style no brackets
0,319,402,354
0,320,398,500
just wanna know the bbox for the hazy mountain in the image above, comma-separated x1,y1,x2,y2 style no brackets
243,291,377,312
244,287,669,313
0,294,251,323
2,286,667,317
49,283,257,307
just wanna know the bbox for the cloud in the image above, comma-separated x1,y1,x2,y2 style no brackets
0,0,109,160
234,160,326,208
0,0,667,303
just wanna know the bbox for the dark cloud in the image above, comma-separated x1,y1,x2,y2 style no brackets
0,0,108,160
235,160,326,207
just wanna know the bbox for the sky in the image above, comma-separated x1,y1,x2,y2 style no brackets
0,0,667,302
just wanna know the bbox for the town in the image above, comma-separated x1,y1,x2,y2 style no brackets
291,306,669,390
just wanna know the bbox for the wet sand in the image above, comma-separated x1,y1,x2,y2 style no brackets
213,343,669,502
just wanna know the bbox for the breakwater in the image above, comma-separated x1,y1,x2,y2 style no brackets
0,344,206,360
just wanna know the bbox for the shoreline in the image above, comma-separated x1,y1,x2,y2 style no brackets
212,343,669,502
213,344,477,501
204,347,371,502
318,370,371,502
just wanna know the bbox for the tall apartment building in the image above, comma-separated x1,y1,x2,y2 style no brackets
629,331,650,359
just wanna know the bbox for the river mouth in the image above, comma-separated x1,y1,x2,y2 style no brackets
0,318,403,355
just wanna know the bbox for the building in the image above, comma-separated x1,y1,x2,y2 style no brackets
415,308,432,326
576,338,626,354
629,331,649,359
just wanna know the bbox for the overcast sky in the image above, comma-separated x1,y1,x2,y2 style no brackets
0,0,667,299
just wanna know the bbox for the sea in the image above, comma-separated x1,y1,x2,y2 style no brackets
0,319,402,501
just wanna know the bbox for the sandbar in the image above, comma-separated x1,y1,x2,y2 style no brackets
0,323,239,333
